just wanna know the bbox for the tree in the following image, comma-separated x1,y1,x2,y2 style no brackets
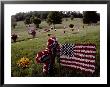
24,17,31,25
39,11,49,20
70,15,74,20
14,12,25,21
71,11,83,18
65,11,71,18
47,11,62,28
96,13,100,21
83,11,99,24
11,33,18,42
33,17,41,28
69,24,74,28
30,15,35,23
11,16,17,29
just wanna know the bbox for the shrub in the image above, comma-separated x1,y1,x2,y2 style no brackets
11,33,18,42
12,22,17,28
69,24,74,28
31,30,36,38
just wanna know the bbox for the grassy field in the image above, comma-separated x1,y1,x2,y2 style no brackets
11,18,100,77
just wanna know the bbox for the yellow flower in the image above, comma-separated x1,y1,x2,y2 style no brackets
17,57,31,68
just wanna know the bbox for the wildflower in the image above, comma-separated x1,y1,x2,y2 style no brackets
17,57,30,68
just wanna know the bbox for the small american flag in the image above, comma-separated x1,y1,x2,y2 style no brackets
60,43,96,73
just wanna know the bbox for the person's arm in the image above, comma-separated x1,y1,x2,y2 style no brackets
35,54,40,64
35,52,43,64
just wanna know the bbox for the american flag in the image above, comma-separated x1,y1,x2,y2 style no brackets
60,43,96,73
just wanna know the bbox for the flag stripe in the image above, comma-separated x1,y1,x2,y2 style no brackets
60,58,95,65
61,64,95,73
61,63,95,73
73,48,96,51
74,53,95,59
60,61,95,70
74,49,96,53
73,51,96,55
60,55,95,60
74,44,96,46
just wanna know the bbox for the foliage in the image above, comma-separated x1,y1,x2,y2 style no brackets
11,33,18,42
11,16,17,28
69,24,74,28
14,12,26,21
62,11,83,18
30,15,35,23
71,11,83,18
83,11,100,24
24,17,31,25
70,15,74,20
33,17,41,28
47,11,62,26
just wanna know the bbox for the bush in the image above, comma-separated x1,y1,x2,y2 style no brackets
12,22,17,28
31,30,36,38
33,18,41,28
11,33,18,42
69,24,74,28
65,19,68,21
71,15,74,20
83,11,99,24
39,27,42,29
24,17,31,25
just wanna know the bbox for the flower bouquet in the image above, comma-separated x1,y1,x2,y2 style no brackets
17,57,30,68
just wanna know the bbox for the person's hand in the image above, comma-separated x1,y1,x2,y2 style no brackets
34,56,41,64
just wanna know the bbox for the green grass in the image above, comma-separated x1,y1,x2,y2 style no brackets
11,18,100,77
